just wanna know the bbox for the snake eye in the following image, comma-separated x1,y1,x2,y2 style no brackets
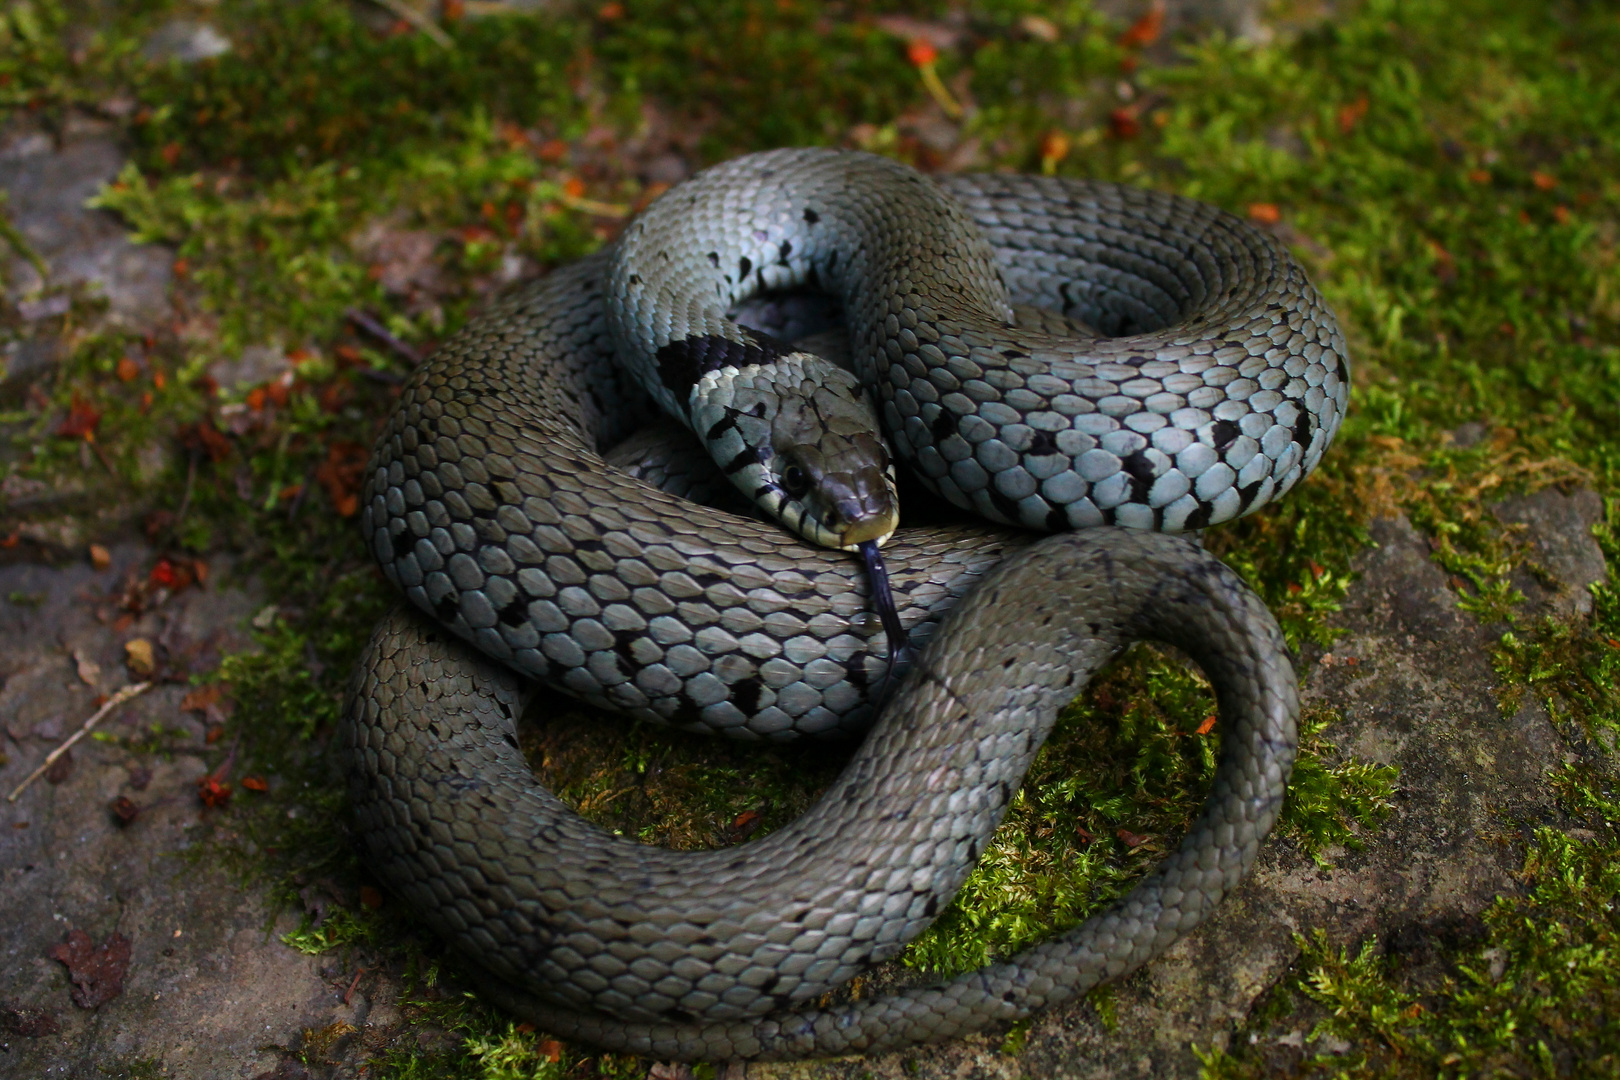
781,464,810,499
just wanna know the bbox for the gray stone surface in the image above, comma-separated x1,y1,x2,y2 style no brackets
0,122,172,328
142,20,233,64
1494,486,1607,617
0,547,364,1078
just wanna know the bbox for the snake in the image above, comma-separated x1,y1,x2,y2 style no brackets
342,148,1347,1060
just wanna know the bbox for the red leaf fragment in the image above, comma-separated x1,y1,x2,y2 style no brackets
1246,203,1281,226
314,441,369,518
180,419,233,463
55,395,101,440
197,775,232,808
727,808,765,842
242,775,269,792
1118,1,1165,49
1195,714,1218,736
47,930,132,1008
1108,107,1140,139
1336,96,1368,136
1116,828,1149,848
906,39,938,67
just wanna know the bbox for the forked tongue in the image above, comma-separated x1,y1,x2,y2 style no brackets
857,539,912,703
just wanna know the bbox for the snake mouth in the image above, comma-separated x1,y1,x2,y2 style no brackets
835,511,898,550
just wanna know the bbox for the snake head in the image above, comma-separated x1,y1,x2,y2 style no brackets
692,355,899,551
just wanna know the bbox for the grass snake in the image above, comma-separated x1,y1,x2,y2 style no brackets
344,148,1346,1060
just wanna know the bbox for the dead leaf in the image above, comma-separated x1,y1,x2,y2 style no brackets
180,684,226,713
1195,714,1217,735
55,395,101,441
726,806,766,842
44,750,73,785
314,441,369,518
1118,1,1165,49
197,775,232,808
353,221,445,299
89,544,111,571
124,638,156,678
1247,202,1282,225
47,929,132,1008
1116,828,1149,848
1019,14,1059,42
73,650,102,687
648,1064,697,1080
111,796,140,824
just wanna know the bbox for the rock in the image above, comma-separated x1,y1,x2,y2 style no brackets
1493,487,1607,617
208,345,292,394
0,339,59,405
0,128,172,328
1091,0,1267,43
141,21,232,63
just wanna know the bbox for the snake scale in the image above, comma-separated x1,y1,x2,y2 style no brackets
343,149,1347,1060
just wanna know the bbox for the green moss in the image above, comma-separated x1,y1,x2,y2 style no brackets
1200,821,1620,1078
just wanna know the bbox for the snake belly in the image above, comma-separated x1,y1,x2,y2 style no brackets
345,149,1345,1060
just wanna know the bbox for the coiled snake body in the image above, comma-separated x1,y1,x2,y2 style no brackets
344,149,1346,1060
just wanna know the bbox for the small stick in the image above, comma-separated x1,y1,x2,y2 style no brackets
370,0,452,47
7,682,152,802
345,309,423,367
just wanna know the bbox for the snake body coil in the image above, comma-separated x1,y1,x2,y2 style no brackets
344,149,1346,1060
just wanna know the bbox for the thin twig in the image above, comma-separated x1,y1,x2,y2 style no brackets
370,0,453,47
8,682,152,802
345,308,423,367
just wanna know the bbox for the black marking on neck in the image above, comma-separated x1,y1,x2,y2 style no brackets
434,594,460,624
656,333,794,396
1184,501,1214,530
738,255,752,279
704,401,768,442
930,408,956,442
1292,411,1313,448
803,207,820,224
390,526,415,560
1211,419,1241,451
778,239,793,265
707,251,719,267
723,445,764,474
1046,505,1068,531
1236,478,1266,515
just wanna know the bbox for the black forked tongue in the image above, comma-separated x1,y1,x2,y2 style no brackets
857,540,912,703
